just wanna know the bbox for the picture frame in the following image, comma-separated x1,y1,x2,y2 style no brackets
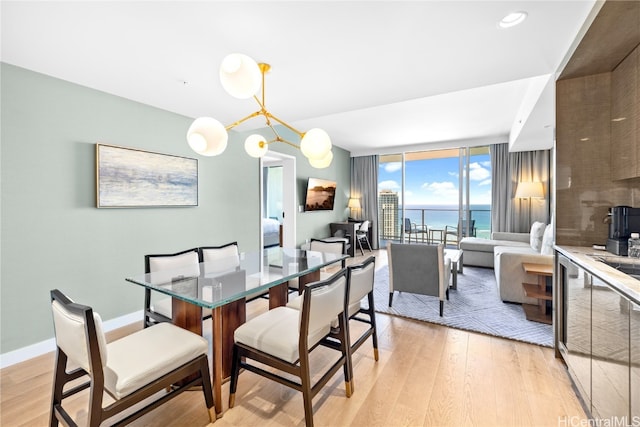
96,144,198,208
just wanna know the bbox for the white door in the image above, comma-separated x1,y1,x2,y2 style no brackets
261,152,296,248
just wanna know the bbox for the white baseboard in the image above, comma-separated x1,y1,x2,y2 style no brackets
0,310,143,370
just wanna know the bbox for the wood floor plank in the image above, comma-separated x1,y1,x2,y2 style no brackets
461,332,499,427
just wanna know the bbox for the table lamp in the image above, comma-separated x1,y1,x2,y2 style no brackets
515,181,544,227
348,198,361,217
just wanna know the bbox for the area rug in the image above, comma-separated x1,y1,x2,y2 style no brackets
372,265,553,347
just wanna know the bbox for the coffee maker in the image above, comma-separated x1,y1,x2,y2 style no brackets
606,205,640,255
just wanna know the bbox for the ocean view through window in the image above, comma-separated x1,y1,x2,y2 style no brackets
378,147,491,246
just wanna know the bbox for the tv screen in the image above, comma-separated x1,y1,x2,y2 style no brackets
304,178,336,211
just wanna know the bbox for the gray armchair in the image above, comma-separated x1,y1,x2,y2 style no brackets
387,242,451,316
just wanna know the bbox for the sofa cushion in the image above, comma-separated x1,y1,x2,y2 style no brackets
460,237,528,253
540,224,554,255
529,221,546,252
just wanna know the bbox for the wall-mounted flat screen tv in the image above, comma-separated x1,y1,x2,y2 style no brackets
304,178,336,211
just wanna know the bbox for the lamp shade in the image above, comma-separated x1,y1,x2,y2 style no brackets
187,117,228,156
219,53,262,99
348,198,361,209
300,128,332,160
515,181,544,198
244,134,268,158
308,149,333,169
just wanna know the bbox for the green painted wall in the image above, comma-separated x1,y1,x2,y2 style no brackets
0,63,350,355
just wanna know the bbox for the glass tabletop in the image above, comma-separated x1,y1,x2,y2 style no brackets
125,247,347,309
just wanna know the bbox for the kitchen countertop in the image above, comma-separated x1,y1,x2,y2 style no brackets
555,245,640,305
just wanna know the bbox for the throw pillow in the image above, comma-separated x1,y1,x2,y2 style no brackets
530,221,546,252
541,224,554,255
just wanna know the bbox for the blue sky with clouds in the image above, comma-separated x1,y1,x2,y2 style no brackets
378,153,491,206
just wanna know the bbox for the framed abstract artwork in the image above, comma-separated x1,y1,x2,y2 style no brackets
96,144,198,208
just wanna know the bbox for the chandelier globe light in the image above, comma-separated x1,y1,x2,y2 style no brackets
219,53,262,99
186,117,228,156
186,53,333,168
308,149,333,169
300,128,332,160
244,134,269,158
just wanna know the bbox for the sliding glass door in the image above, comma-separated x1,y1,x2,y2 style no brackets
377,146,491,248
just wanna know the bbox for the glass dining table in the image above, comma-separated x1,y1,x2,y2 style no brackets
125,247,347,418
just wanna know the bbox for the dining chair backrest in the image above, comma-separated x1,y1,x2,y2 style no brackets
51,291,107,374
309,238,345,256
359,220,370,233
200,242,240,274
347,256,375,308
143,248,200,327
145,248,200,284
345,256,379,361
301,270,349,349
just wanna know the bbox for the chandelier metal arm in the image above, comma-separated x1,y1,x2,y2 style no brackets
224,110,262,131
264,111,305,138
264,125,301,149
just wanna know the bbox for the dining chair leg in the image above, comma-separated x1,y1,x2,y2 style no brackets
299,353,314,427
228,344,240,409
339,313,353,397
367,292,379,361
364,237,372,252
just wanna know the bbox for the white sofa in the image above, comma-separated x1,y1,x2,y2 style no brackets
460,222,554,304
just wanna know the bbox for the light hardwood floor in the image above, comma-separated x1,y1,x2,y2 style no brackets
1,249,588,426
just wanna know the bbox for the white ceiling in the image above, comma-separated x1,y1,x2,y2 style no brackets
0,0,598,157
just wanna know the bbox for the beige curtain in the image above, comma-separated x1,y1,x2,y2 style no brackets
491,143,551,233
350,155,379,249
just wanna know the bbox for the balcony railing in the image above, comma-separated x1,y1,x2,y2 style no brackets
378,207,491,246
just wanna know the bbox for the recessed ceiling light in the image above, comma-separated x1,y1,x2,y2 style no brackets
611,117,627,122
580,138,590,142
499,11,528,28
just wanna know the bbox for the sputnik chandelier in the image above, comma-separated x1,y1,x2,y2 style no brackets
186,53,333,168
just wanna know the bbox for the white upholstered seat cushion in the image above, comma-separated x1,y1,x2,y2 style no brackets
234,307,302,363
234,306,332,364
104,322,208,400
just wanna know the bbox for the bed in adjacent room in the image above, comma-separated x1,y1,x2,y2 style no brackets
263,217,281,248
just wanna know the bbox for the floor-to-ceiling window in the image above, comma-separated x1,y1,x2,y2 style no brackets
377,146,491,248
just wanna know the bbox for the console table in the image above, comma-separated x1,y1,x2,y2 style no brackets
329,221,373,257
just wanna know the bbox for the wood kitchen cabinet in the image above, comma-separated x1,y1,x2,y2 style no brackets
611,44,639,180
